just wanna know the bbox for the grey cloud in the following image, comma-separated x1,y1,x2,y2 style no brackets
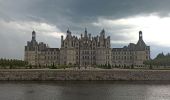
0,29,60,59
0,0,170,59
0,19,61,59
1,0,170,33
2,0,170,26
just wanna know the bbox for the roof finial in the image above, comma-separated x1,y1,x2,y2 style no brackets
139,31,142,40
67,27,70,34
85,27,87,33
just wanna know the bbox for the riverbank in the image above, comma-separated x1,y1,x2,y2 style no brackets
0,69,170,81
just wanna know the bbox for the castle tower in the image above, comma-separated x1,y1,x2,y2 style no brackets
99,29,105,47
135,31,150,65
32,30,36,41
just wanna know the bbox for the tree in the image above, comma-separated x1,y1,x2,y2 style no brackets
108,64,111,69
29,64,32,69
131,64,134,69
149,64,153,70
123,64,126,69
118,64,121,68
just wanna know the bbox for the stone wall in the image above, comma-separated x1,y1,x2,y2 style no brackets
0,69,169,81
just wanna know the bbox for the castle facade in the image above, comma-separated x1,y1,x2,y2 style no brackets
24,29,150,67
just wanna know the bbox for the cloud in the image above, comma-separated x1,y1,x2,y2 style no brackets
1,0,170,59
93,15,170,47
0,19,64,59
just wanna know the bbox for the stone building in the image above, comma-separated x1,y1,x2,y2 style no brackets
60,28,111,67
111,31,150,66
24,29,150,67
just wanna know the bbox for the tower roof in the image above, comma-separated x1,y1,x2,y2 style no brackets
101,29,105,33
136,31,146,50
31,30,36,41
100,29,105,37
32,30,35,34
136,39,146,47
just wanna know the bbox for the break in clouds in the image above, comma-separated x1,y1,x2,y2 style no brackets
1,0,170,59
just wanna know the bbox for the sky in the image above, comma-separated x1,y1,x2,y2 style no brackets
1,0,170,59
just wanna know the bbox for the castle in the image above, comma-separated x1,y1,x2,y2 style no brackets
24,29,150,67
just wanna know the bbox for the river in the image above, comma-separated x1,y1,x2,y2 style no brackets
0,81,170,100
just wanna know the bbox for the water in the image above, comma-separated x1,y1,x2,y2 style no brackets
0,81,170,100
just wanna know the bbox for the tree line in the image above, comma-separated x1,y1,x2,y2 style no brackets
0,58,28,69
144,52,170,66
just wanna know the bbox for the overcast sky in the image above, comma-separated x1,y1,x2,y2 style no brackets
1,0,170,59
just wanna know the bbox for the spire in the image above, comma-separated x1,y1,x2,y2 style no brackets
67,28,71,34
32,30,36,41
84,27,87,37
101,28,105,33
100,28,105,38
67,28,71,36
85,27,87,33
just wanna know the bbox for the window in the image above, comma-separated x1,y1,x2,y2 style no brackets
130,56,132,60
113,56,115,60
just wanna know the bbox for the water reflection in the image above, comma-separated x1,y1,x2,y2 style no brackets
0,81,169,100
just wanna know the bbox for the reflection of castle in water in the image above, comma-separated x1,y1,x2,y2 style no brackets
24,29,150,67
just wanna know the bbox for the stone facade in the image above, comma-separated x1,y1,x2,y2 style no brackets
25,29,150,67
112,31,150,66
